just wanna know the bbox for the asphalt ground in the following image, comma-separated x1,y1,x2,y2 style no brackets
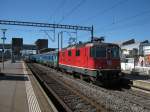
0,61,56,112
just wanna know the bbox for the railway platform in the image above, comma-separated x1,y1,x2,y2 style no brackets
0,60,57,112
123,71,150,91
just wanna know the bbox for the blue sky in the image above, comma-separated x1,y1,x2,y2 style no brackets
0,0,150,48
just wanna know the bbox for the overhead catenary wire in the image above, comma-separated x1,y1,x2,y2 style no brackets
106,17,150,32
96,9,150,32
50,0,67,22
58,0,87,23
40,30,55,42
79,10,150,41
79,0,129,24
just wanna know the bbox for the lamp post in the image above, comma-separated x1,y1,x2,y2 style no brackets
1,29,7,70
57,33,60,69
57,31,64,69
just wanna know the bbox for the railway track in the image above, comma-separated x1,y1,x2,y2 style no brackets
27,63,150,112
130,85,150,99
110,88,150,111
27,63,106,112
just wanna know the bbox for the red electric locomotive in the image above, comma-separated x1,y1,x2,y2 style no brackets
59,39,122,84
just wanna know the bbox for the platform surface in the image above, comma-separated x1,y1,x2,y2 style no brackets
0,61,30,112
0,60,55,112
123,72,150,91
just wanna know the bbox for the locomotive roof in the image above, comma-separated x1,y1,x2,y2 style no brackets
61,41,119,51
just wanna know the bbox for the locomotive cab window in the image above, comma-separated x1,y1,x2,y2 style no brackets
68,50,72,56
111,47,120,58
90,47,106,58
76,49,80,56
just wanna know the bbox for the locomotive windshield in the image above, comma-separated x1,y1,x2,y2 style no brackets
90,46,120,58
90,47,106,58
111,47,120,58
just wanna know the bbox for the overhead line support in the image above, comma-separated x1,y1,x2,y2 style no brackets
0,20,91,31
0,19,94,41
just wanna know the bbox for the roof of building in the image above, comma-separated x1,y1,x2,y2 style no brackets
121,42,140,50
0,44,37,50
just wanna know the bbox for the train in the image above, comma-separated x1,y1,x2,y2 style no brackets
28,39,122,85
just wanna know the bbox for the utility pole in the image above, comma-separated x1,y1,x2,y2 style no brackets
1,29,7,70
60,31,63,49
91,25,94,41
57,33,60,69
57,31,64,69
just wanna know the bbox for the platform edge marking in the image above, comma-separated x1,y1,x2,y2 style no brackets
22,62,41,112
31,69,58,112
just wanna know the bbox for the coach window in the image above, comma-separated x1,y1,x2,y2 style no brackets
68,50,72,56
76,49,80,56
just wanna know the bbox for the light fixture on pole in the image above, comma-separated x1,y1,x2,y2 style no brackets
1,29,7,70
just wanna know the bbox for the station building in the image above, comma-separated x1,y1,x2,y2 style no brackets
0,43,37,59
117,39,150,68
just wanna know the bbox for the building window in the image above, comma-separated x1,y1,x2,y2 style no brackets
76,49,80,56
68,50,72,56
